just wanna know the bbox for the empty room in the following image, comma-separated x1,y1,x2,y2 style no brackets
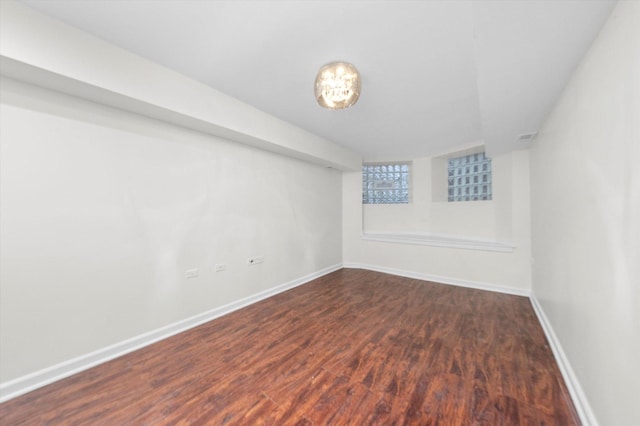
0,0,638,424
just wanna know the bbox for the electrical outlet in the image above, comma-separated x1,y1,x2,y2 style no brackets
248,256,264,266
215,264,227,272
185,268,199,279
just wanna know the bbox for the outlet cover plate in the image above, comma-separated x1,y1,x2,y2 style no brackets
185,268,199,279
248,256,264,266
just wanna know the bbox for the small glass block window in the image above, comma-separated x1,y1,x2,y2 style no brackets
362,163,410,204
448,152,492,202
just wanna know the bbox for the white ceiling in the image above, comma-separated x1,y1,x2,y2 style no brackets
19,0,616,160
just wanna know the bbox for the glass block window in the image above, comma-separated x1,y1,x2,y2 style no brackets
448,152,492,202
362,163,410,204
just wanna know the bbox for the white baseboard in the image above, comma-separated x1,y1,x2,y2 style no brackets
529,295,598,426
0,263,342,403
343,262,531,297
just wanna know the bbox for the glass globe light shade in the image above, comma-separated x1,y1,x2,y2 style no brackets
314,61,361,110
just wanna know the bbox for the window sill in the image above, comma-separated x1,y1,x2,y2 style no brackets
361,232,515,253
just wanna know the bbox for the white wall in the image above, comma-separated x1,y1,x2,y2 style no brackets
0,77,342,384
344,149,532,293
530,2,639,425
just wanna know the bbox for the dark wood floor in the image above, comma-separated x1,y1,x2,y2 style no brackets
0,269,578,425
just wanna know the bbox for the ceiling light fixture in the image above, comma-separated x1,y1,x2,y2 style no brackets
314,61,361,110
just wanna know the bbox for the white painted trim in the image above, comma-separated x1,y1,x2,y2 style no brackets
0,264,342,403
343,262,530,297
529,294,599,426
361,232,515,253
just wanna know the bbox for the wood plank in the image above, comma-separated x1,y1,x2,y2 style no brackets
0,269,580,424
